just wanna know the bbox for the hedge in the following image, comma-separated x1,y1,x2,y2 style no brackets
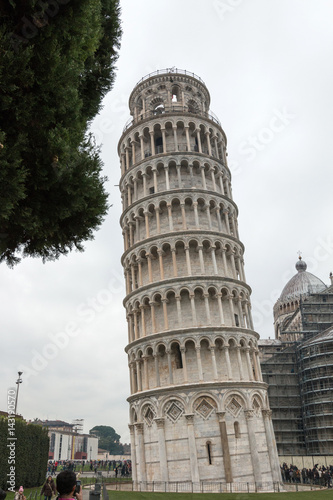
0,417,49,491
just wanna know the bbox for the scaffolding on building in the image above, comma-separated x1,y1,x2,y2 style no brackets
259,340,306,456
296,330,333,455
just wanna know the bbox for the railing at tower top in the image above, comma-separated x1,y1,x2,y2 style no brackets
135,68,206,86
122,106,221,134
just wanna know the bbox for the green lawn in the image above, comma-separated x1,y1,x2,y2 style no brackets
4,486,43,500
4,485,331,500
107,491,332,500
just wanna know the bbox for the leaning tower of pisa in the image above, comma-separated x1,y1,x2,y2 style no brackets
118,69,280,489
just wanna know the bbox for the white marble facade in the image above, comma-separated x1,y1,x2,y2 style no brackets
118,69,281,486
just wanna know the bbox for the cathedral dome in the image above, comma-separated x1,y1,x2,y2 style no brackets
280,257,326,302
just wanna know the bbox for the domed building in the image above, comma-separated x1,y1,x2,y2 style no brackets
259,257,333,459
273,257,326,340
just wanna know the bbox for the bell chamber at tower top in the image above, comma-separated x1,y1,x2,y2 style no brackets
118,69,228,176
129,69,211,120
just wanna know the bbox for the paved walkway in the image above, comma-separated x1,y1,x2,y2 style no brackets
82,489,90,500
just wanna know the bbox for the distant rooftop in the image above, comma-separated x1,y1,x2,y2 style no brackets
39,419,74,428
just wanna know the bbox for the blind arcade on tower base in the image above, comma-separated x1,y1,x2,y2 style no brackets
117,69,281,488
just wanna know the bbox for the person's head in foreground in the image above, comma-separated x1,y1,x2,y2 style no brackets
56,471,78,498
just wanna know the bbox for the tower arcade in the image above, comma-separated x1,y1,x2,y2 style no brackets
118,69,280,489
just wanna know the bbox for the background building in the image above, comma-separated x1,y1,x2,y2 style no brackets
119,68,280,489
35,420,99,461
259,258,333,458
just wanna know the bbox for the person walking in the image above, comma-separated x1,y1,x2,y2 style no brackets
41,476,56,500
14,487,26,500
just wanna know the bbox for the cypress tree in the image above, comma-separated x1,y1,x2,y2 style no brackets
0,0,122,266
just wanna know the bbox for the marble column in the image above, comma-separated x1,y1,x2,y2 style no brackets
198,245,205,274
185,245,192,275
245,347,254,381
154,418,169,483
154,354,160,387
162,298,169,330
185,414,200,485
135,423,147,483
217,293,225,325
166,349,173,384
211,246,218,274
128,424,137,483
210,346,218,380
172,248,178,277
173,126,178,151
224,346,232,380
262,409,280,483
180,347,188,383
244,410,262,484
200,165,207,190
195,346,203,381
236,346,244,380
216,411,232,483
158,249,165,280
150,131,155,156
228,295,236,326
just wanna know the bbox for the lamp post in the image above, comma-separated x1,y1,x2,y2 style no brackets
14,371,23,415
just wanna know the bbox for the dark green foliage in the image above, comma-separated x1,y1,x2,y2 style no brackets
0,418,49,490
89,425,124,455
0,0,122,266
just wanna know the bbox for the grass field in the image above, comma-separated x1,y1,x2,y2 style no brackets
4,484,331,500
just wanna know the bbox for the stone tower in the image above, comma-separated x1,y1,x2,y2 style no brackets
118,69,280,489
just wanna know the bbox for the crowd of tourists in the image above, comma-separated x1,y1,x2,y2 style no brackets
281,462,333,487
47,459,131,477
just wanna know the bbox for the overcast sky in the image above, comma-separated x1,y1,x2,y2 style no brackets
2,0,333,445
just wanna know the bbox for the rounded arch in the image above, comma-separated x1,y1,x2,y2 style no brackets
250,392,265,408
130,406,138,424
191,392,219,416
161,396,186,422
150,96,165,114
187,98,200,114
223,390,248,412
140,401,157,426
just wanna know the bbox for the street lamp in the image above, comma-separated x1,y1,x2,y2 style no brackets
14,372,23,415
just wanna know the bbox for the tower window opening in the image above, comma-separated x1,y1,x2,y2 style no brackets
206,441,212,464
235,314,239,327
155,136,163,154
171,85,180,103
